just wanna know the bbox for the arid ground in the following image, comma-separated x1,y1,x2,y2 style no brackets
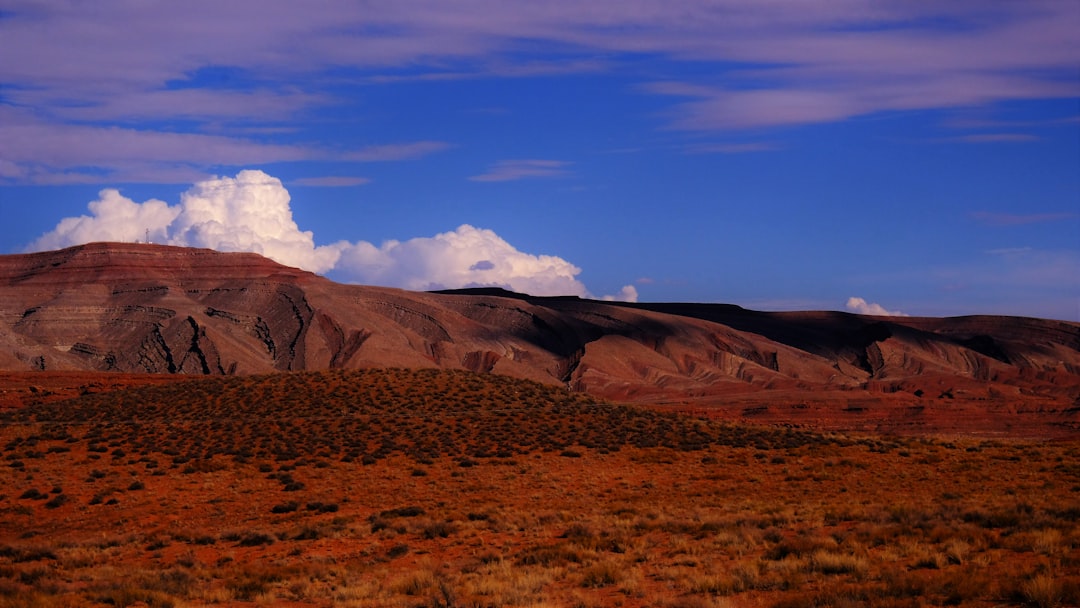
1,369,1077,607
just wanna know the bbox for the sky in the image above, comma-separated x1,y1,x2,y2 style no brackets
1,1,1078,320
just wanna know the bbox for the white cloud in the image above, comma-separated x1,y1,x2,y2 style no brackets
26,190,180,251
27,170,343,273
601,285,639,302
334,224,637,301
26,170,636,300
846,297,907,317
168,171,345,274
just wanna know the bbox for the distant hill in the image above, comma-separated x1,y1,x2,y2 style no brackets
2,242,1078,437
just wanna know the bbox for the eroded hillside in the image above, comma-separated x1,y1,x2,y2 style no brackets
2,243,1078,437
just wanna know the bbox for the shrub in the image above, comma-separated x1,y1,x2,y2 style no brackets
19,567,50,585
44,494,68,509
145,537,169,551
1020,574,1064,608
944,539,971,565
228,574,276,601
18,488,45,500
516,543,584,567
237,532,275,547
809,550,868,575
293,526,323,541
766,535,836,560
0,546,57,562
688,573,744,595
93,585,174,608
307,502,338,513
422,521,457,539
378,506,425,519
581,560,622,587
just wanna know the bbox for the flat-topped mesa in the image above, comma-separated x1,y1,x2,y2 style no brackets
0,242,316,287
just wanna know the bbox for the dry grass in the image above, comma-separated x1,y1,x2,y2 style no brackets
0,368,1077,607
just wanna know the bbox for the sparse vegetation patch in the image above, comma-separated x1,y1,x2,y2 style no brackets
0,368,1076,606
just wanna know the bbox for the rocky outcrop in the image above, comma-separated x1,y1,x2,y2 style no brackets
1,243,1078,433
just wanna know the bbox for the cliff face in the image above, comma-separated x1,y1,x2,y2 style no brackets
2,243,1078,436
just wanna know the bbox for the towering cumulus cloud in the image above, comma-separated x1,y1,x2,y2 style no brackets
27,190,180,251
27,170,638,301
28,171,343,273
335,225,589,296
171,171,343,274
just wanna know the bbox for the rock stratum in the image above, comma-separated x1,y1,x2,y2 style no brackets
2,242,1078,437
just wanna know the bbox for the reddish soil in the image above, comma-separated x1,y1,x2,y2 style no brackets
0,371,188,410
0,369,1077,607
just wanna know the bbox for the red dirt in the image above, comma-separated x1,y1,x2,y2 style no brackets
1,369,1077,607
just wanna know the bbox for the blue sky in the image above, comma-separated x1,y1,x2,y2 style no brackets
1,1,1078,319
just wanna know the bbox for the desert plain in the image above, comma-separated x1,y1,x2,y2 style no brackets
0,368,1077,608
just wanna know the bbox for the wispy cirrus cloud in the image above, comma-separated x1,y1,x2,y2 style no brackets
7,87,325,123
979,248,1080,287
971,211,1079,226
683,142,778,155
0,106,448,185
0,108,310,166
950,134,1040,144
651,73,1076,132
469,159,571,182
366,58,611,84
292,176,371,187
943,114,1080,130
0,1,1076,182
343,141,452,162
922,247,1080,320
